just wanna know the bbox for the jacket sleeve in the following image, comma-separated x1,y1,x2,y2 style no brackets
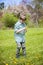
14,24,19,33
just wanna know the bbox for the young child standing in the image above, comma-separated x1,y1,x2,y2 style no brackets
14,13,27,58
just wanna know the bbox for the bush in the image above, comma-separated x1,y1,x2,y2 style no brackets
2,13,18,28
25,14,35,27
39,19,43,27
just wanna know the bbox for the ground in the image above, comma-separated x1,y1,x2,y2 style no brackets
0,28,43,65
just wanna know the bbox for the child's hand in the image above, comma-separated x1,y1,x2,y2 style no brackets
23,27,26,30
16,27,27,33
23,27,27,31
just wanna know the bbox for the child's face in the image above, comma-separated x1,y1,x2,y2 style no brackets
20,16,26,23
20,19,25,23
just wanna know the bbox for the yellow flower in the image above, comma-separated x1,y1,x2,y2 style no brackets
9,57,11,59
15,62,16,63
13,61,16,64
6,64,8,65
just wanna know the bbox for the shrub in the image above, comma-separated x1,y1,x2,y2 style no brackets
25,14,35,27
3,13,18,28
39,19,43,27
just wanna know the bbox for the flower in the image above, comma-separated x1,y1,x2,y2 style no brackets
13,61,16,64
6,64,8,65
9,57,11,59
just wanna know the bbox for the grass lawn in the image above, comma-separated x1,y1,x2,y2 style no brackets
0,28,43,65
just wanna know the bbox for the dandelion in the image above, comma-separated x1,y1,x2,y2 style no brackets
13,61,16,64
6,63,8,65
14,62,16,63
9,57,11,59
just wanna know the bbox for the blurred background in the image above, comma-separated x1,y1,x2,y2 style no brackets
0,0,43,29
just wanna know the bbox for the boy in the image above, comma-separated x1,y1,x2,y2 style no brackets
14,13,27,58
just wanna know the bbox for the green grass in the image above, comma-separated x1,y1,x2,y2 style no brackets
0,28,43,65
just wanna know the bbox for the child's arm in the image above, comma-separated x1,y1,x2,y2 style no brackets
16,27,26,33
